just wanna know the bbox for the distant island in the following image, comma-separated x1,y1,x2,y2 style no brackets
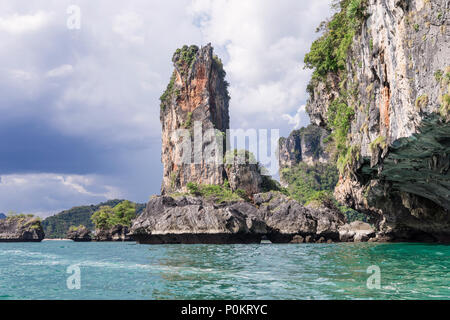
41,200,146,239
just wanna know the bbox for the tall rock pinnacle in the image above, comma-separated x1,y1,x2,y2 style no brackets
160,44,230,194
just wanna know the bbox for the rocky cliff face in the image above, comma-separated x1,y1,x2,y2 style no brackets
130,192,346,244
160,44,230,195
94,225,133,241
0,216,45,242
67,226,92,242
305,0,450,241
279,124,331,169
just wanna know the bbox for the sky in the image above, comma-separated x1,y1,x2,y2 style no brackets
0,0,332,217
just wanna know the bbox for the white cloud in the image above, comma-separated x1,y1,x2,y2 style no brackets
0,11,53,34
46,64,74,78
9,69,34,81
188,0,331,133
282,105,307,130
0,174,123,217
112,12,145,44
0,0,333,215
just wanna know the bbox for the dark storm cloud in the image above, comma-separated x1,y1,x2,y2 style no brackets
0,0,331,216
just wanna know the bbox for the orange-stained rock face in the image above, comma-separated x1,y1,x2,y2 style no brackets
380,86,390,133
159,44,230,195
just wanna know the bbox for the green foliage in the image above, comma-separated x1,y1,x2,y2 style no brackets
187,182,201,196
281,162,367,222
304,0,367,80
160,71,176,111
5,213,42,230
261,175,289,196
186,182,244,203
42,200,145,238
91,201,137,230
174,45,199,70
415,94,429,110
328,98,354,150
90,206,115,230
183,112,193,128
413,24,420,32
112,200,137,227
440,94,450,120
327,97,355,172
340,206,369,223
281,163,339,204
337,144,360,174
434,69,443,82
445,72,450,84
369,136,387,153
6,213,35,220
69,225,86,232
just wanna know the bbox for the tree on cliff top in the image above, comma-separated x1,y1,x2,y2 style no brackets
91,201,136,230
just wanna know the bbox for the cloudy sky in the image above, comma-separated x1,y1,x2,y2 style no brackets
0,0,332,217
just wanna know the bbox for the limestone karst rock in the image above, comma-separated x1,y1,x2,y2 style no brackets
304,0,450,241
67,225,92,242
93,225,133,241
0,215,45,242
160,44,230,195
279,124,331,170
130,192,346,244
131,44,349,244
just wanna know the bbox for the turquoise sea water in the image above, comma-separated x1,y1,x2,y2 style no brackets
0,241,448,300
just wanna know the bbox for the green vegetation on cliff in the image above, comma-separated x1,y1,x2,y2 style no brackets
174,45,199,70
186,181,245,203
281,163,339,205
281,163,367,222
304,0,367,80
304,0,368,174
42,200,145,238
160,71,176,112
91,200,137,230
4,213,42,229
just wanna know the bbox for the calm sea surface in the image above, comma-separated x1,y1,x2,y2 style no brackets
0,241,448,300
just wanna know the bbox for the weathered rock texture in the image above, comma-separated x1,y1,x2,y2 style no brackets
339,221,376,242
279,124,331,170
130,192,346,244
93,225,133,242
306,0,450,241
67,226,92,242
160,44,230,195
0,216,45,242
224,151,263,196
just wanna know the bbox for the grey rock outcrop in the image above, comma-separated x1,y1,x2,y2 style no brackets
279,124,331,169
0,216,45,242
339,221,376,242
130,196,267,244
254,192,345,243
160,44,230,195
224,150,263,196
67,226,92,242
93,225,133,242
130,192,346,244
